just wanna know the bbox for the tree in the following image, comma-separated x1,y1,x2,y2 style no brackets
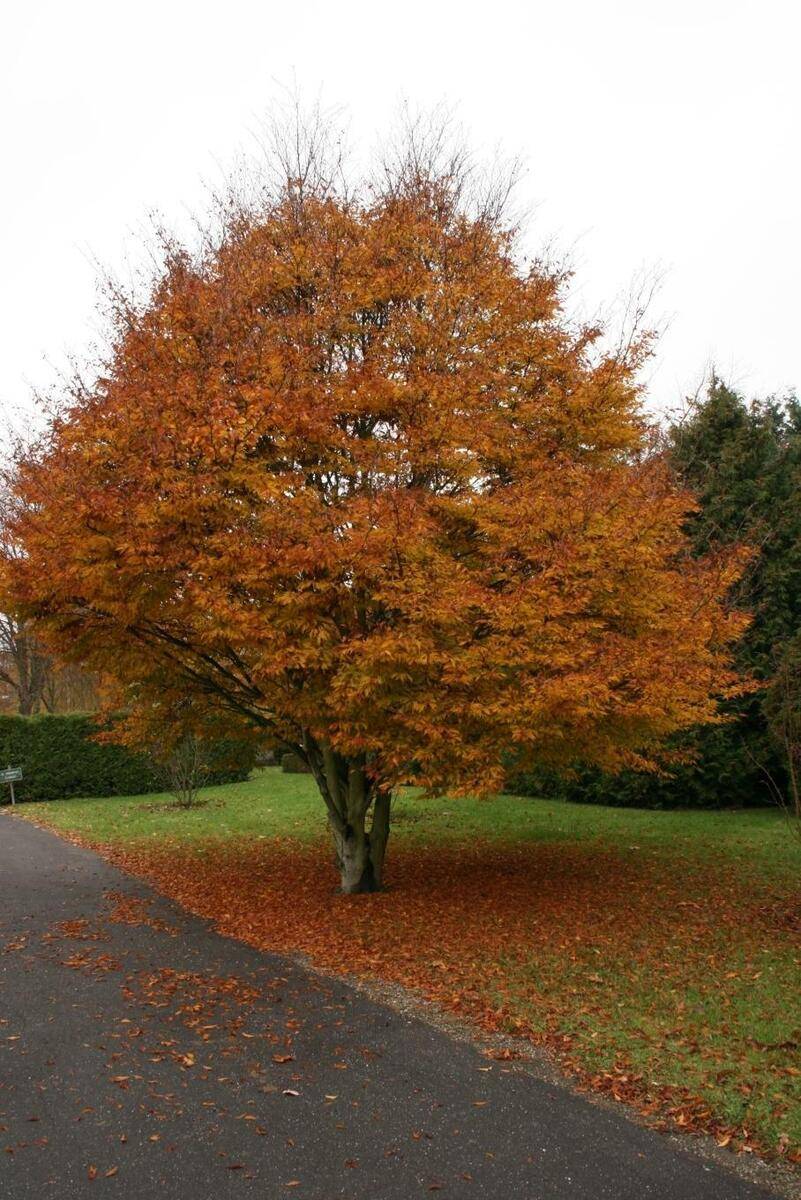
0,614,100,715
668,377,801,675
1,120,746,890
0,487,98,715
553,378,801,813
764,636,801,833
0,613,52,715
664,377,801,806
161,734,211,809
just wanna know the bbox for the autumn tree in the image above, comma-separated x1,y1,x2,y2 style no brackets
2,119,746,891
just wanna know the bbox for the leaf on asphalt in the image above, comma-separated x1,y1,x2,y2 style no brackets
56,834,801,1164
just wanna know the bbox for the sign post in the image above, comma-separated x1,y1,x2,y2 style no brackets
1,767,22,805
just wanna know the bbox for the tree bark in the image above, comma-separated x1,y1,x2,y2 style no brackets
301,737,392,892
328,788,392,893
330,815,375,893
370,789,392,887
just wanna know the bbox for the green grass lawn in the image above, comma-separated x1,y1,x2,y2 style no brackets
22,766,797,873
16,768,801,1161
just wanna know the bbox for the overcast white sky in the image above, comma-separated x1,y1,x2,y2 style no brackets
2,0,798,430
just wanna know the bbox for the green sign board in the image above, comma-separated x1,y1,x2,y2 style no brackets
1,766,22,804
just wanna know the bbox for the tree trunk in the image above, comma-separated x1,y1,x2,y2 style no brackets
329,788,392,894
331,817,376,893
302,737,392,893
370,789,391,886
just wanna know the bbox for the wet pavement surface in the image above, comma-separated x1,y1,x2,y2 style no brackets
0,815,780,1198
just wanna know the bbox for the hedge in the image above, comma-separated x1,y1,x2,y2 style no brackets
0,713,256,803
504,719,780,810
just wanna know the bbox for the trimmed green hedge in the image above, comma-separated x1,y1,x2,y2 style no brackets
0,713,255,803
504,718,780,810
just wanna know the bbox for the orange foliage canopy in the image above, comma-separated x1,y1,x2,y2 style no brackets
3,151,746,859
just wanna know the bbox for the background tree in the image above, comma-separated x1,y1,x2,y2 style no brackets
668,377,801,670
666,377,801,802
43,661,99,714
160,734,210,809
764,634,801,833
112,692,259,809
542,377,801,810
1,119,746,890
0,613,52,715
0,610,102,716
0,486,98,715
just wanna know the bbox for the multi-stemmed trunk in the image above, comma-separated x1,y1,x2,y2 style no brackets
303,741,392,893
329,787,391,893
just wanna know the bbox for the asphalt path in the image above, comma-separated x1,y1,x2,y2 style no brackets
0,814,781,1199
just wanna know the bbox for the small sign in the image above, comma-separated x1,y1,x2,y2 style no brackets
1,767,22,805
